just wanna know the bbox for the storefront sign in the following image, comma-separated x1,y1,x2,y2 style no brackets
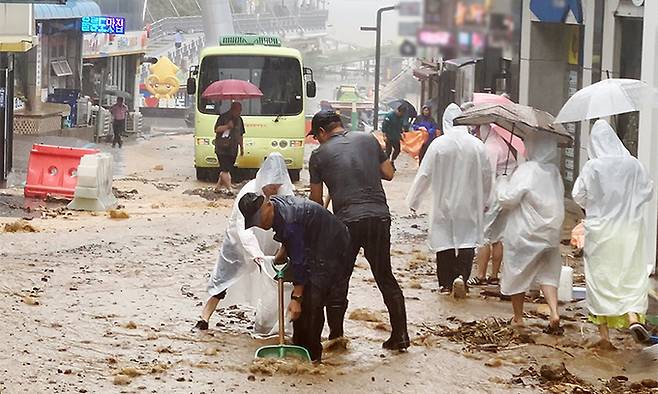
81,16,126,35
82,31,148,58
417,29,451,46
530,0,583,24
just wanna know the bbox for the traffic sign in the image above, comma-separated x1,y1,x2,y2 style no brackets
398,1,421,16
399,40,417,57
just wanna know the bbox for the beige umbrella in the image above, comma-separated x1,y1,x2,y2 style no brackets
453,103,574,147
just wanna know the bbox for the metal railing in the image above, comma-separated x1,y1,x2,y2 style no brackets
149,9,329,39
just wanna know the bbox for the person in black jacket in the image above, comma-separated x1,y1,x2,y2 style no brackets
239,193,352,362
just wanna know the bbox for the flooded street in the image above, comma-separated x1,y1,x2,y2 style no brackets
1,132,657,394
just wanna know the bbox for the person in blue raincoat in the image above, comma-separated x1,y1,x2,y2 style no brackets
412,105,440,163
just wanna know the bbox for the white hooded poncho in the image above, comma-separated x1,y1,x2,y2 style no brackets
208,153,294,336
498,133,564,296
407,103,492,252
572,120,653,317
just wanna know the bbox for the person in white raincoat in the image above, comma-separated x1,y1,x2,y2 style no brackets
469,124,521,287
194,153,294,336
572,120,654,345
498,133,564,334
406,103,492,297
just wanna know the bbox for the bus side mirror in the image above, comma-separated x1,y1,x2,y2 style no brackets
187,77,196,95
306,80,317,98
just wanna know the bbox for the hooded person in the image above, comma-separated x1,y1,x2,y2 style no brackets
412,105,440,163
406,103,492,297
194,153,295,336
469,124,522,287
498,133,564,334
572,120,654,345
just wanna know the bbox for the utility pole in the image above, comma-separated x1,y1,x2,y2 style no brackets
361,5,396,131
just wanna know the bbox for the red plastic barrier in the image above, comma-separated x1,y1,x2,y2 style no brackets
24,144,100,199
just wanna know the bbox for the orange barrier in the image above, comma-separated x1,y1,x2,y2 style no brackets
24,144,100,199
374,131,429,162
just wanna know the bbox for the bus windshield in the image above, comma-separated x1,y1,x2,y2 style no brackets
198,55,303,116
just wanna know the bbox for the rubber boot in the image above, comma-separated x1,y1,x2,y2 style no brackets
383,295,410,350
326,305,347,340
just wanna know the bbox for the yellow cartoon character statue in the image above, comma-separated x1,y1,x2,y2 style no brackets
146,57,181,99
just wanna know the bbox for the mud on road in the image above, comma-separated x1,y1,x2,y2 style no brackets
1,134,656,394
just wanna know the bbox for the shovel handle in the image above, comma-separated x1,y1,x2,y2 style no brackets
278,276,285,345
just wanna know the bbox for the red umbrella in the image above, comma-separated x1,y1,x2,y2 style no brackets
201,79,263,101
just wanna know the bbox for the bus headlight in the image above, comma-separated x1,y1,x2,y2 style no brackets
271,141,279,147
279,140,288,148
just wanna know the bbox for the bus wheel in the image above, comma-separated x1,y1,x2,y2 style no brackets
196,167,217,182
288,169,301,182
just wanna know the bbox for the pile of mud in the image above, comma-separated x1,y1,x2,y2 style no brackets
422,317,531,352
183,188,234,201
249,358,325,376
3,219,38,233
511,363,658,394
112,188,139,199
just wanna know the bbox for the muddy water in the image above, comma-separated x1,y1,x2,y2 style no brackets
1,134,656,393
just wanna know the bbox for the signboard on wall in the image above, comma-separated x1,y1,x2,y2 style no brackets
530,0,583,23
82,31,148,58
81,16,126,35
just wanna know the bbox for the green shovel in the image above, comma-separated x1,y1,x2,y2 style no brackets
254,261,311,361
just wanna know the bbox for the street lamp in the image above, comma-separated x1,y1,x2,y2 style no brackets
361,5,396,131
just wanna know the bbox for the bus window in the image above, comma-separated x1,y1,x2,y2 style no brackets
198,55,303,117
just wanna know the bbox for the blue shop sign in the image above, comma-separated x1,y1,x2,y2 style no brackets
81,16,126,34
530,0,583,23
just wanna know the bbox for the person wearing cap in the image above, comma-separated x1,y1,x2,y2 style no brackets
239,192,352,362
381,105,407,170
308,110,410,351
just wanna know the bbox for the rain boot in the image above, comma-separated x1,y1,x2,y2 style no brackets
383,295,410,350
326,305,347,340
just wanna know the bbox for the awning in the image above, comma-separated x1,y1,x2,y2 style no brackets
35,0,101,20
0,35,33,52
413,67,438,81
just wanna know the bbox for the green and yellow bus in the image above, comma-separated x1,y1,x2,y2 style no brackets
187,35,316,182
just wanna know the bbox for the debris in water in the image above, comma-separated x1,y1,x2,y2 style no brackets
421,317,521,352
149,364,169,374
323,337,349,353
153,164,164,171
204,347,219,356
411,334,439,347
108,210,130,219
4,219,38,233
153,182,177,191
484,358,503,367
155,346,176,354
184,188,233,201
348,308,385,323
118,367,142,378
642,379,658,388
121,321,137,329
408,280,422,289
112,374,131,385
112,188,138,199
22,296,40,305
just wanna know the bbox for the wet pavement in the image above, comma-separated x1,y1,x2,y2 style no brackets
1,131,657,393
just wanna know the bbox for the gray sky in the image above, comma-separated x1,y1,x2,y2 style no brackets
326,0,401,47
